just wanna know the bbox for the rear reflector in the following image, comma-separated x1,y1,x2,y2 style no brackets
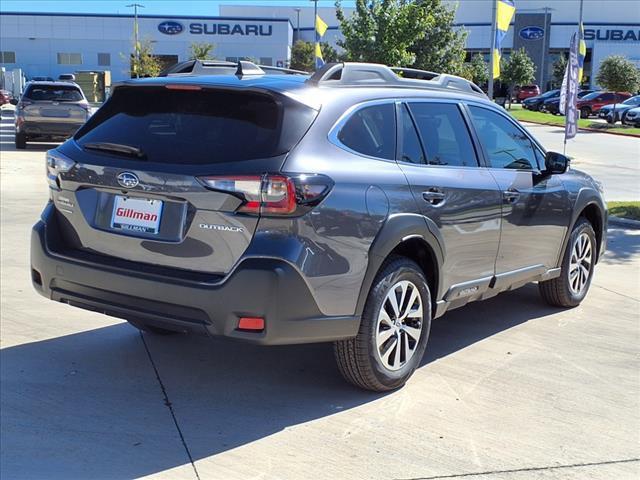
238,317,265,331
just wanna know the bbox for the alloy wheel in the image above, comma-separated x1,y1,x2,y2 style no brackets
375,280,423,371
569,232,592,295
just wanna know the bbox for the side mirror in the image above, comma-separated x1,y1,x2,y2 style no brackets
9,98,18,106
544,151,569,174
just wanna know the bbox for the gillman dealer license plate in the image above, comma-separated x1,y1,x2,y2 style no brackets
111,196,163,234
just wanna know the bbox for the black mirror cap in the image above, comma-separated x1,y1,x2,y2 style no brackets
545,151,569,174
9,98,18,106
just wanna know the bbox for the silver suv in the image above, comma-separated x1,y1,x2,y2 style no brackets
31,62,607,391
14,81,90,149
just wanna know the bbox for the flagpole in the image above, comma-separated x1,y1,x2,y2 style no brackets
488,0,497,100
312,0,319,69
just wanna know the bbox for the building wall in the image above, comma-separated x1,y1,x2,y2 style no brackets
0,13,293,82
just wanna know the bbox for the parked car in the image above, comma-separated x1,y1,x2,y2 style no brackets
541,90,596,115
598,95,640,123
522,89,560,111
514,84,540,102
576,91,631,119
12,81,90,149
30,62,607,392
0,89,13,106
622,106,640,127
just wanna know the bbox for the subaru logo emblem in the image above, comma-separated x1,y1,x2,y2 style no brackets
117,172,139,189
158,21,184,35
519,26,545,40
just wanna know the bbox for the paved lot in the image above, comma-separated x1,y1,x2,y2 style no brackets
1,114,639,479
522,122,640,201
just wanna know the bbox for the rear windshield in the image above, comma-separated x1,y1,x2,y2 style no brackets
75,86,318,164
24,84,84,102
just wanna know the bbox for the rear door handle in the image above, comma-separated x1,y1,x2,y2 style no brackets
503,189,521,204
422,189,446,206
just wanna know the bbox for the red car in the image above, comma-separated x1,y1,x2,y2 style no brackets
515,85,540,102
577,91,631,118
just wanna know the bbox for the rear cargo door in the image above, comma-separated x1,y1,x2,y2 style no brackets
53,84,317,275
23,84,87,125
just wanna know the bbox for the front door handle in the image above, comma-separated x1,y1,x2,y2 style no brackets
503,189,521,204
422,189,446,206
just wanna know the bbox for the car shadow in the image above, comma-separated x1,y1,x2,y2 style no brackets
2,283,561,479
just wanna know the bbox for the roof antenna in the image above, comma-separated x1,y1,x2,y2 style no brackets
236,61,265,77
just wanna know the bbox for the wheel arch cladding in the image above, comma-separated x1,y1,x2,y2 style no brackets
355,214,443,317
579,202,604,263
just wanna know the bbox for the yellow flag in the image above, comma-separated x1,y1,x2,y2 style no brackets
315,14,328,37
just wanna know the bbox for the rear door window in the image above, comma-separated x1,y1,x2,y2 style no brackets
399,104,425,165
24,84,84,102
408,102,478,167
337,103,396,160
75,86,317,164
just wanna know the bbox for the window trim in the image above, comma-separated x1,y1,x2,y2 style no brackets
396,98,482,169
463,101,547,173
328,98,398,162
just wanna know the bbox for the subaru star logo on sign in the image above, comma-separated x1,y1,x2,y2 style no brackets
117,172,139,188
158,21,183,35
519,26,545,40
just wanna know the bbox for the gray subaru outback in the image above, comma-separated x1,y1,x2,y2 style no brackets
31,62,607,391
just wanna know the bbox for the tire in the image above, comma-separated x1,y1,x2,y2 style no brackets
539,217,597,308
334,256,432,392
15,132,27,149
127,319,179,335
580,107,591,119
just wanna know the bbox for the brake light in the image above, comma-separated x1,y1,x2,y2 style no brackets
165,84,202,91
197,173,333,216
46,149,76,188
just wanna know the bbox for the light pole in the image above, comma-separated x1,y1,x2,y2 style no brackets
127,3,144,78
311,0,318,68
294,8,301,42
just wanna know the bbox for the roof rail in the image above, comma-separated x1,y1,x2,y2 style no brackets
307,62,486,96
159,59,309,77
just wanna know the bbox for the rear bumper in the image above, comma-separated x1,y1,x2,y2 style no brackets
19,120,83,138
30,205,359,345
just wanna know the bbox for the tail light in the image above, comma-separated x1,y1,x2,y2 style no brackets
46,149,76,189
197,173,333,216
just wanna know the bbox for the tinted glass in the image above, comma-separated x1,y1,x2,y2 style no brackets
75,87,317,164
24,84,83,102
409,103,477,167
338,103,396,160
626,96,640,106
468,105,537,170
581,91,601,101
400,104,425,165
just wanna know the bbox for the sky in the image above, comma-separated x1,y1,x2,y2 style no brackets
0,0,353,16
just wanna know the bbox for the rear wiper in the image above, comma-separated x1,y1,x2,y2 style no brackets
83,142,146,159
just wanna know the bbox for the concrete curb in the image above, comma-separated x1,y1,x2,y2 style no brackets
517,118,640,138
609,215,640,229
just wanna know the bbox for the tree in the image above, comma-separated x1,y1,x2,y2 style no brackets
411,0,468,76
596,55,640,93
501,48,536,109
596,55,640,123
551,54,567,88
468,53,489,86
290,40,341,71
335,0,431,66
321,42,340,64
290,40,315,71
189,42,215,60
127,38,162,78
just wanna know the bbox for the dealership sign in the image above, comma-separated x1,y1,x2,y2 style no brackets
584,29,640,41
519,26,545,40
157,21,273,36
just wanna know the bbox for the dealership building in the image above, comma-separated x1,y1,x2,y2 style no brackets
1,0,639,89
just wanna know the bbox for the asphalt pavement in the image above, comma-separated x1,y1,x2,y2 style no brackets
1,113,639,479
